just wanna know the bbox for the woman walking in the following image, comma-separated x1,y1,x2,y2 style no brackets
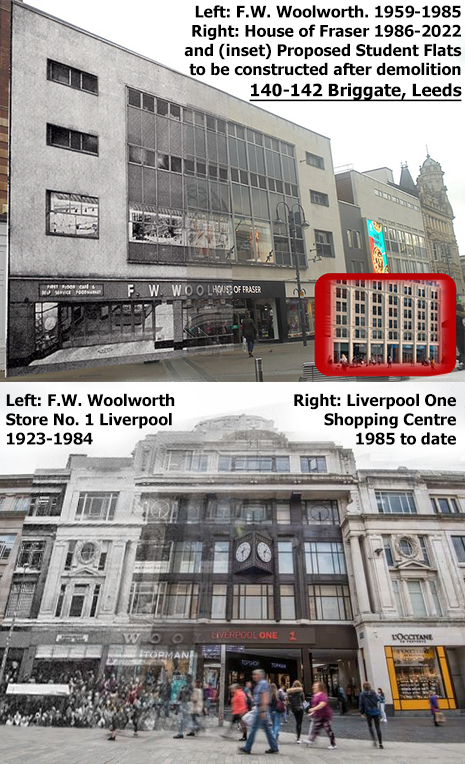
269,683,285,742
304,681,337,750
286,679,305,743
377,688,387,723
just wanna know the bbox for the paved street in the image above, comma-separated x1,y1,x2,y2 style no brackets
2,716,465,764
1,342,461,383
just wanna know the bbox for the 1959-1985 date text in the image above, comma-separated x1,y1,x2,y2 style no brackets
6,432,93,445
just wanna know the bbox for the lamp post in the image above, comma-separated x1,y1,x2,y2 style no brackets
274,202,310,347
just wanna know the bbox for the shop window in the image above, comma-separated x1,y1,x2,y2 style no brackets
310,190,329,206
172,541,202,574
233,584,274,620
305,152,325,169
304,501,339,525
305,542,346,575
451,536,465,563
47,124,98,155
211,584,227,619
213,541,229,573
47,191,99,238
6,582,36,618
391,647,445,701
167,451,208,472
47,59,98,94
0,534,16,559
375,491,416,514
280,585,296,620
278,541,294,574
308,584,352,620
300,456,327,474
218,456,290,473
16,541,45,570
29,494,62,517
431,497,461,514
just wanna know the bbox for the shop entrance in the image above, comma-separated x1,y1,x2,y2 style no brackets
233,299,279,343
225,647,300,690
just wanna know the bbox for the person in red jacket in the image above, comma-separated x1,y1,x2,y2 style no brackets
222,683,248,741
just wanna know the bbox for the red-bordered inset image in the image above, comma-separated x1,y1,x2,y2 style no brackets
315,274,456,377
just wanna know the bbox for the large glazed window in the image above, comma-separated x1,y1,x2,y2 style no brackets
47,191,99,238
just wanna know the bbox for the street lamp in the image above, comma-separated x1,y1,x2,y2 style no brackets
275,201,310,347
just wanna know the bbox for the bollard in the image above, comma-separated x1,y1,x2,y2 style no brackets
255,357,263,382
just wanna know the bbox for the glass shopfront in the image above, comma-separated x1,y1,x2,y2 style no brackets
285,297,314,339
385,645,456,711
183,300,233,346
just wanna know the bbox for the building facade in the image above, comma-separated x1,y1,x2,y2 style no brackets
1,418,464,714
329,277,442,364
336,167,430,276
343,468,465,712
415,155,465,297
7,2,346,375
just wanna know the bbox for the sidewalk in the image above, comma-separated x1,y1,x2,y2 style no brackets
2,720,465,764
1,342,461,383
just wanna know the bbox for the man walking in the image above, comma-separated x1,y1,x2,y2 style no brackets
359,682,384,749
239,669,279,755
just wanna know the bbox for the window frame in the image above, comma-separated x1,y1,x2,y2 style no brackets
46,190,99,239
47,124,99,156
47,59,98,95
375,490,417,514
75,492,118,522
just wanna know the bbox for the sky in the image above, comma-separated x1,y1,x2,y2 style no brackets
24,0,465,255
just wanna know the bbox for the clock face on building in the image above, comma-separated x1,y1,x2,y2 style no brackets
256,541,272,562
236,541,252,562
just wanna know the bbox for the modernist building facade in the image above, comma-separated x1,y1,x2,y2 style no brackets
6,2,346,375
330,277,442,364
1,416,465,714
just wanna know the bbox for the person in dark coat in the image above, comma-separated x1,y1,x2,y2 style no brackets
359,682,384,749
241,312,258,357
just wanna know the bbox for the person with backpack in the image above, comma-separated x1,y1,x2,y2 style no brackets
304,681,337,750
286,679,305,743
269,683,286,742
359,682,384,749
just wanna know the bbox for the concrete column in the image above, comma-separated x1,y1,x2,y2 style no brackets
39,543,67,615
101,541,127,615
348,534,371,615
116,541,138,616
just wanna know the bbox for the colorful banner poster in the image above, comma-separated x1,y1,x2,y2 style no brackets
367,219,389,273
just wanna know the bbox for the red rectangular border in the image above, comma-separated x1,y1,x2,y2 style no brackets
315,273,456,377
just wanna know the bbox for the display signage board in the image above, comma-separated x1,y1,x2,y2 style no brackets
366,219,389,273
39,283,104,298
55,634,89,644
194,626,315,645
391,633,433,644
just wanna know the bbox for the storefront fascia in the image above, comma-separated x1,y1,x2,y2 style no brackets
358,625,460,712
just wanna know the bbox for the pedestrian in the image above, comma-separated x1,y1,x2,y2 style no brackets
335,684,348,715
244,681,254,711
279,680,289,723
269,682,285,742
304,681,336,749
359,682,384,749
387,355,392,368
377,688,387,723
241,311,258,358
238,668,279,755
187,679,204,736
222,684,248,741
173,675,193,739
286,679,305,743
429,690,440,726
430,357,436,371
345,683,354,707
